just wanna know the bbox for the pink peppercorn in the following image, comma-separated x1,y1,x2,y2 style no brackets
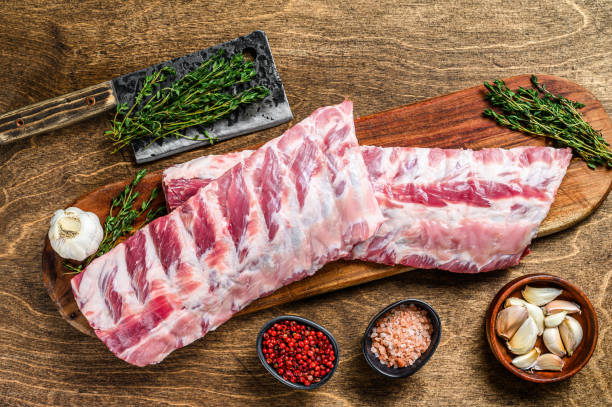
261,320,335,386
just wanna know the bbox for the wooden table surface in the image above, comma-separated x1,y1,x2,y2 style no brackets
0,1,610,406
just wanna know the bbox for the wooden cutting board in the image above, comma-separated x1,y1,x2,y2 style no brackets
42,74,612,337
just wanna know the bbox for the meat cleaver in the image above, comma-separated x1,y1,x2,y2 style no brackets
0,30,292,163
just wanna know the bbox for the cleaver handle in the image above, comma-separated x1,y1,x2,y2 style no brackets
0,81,117,145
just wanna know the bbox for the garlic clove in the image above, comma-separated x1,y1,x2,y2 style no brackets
559,315,583,356
522,285,562,306
542,327,566,357
504,297,527,308
542,300,581,315
532,353,564,371
503,297,544,335
48,207,103,261
496,305,529,340
544,311,567,328
506,316,538,355
524,302,545,336
511,347,540,370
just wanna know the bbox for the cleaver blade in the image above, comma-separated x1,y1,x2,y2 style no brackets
0,30,292,164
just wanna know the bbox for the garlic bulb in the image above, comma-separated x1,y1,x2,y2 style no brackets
49,207,103,261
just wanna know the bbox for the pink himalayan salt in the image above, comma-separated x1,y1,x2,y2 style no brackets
370,304,433,368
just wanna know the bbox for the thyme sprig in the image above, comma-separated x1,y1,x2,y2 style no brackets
106,49,270,152
63,169,166,275
483,75,611,169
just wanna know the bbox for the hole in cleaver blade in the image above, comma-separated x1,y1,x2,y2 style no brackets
110,30,292,164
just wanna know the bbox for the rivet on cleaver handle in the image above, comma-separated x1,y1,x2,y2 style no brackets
0,81,117,145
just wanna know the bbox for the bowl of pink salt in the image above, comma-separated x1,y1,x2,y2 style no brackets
362,299,441,378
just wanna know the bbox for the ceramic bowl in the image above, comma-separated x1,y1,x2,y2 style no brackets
362,299,441,378
256,315,339,390
486,273,598,383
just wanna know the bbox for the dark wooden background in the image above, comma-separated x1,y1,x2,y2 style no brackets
0,1,610,406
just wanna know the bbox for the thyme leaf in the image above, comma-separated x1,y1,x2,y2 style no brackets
106,49,270,152
483,75,611,169
62,169,166,275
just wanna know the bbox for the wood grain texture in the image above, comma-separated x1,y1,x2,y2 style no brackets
1,1,611,406
40,74,612,338
0,81,116,144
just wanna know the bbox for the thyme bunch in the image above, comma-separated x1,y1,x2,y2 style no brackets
106,49,270,152
484,75,611,169
63,169,165,274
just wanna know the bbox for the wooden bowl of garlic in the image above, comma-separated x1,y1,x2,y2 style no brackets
486,274,598,383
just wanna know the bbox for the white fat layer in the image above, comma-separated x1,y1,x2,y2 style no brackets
163,150,253,182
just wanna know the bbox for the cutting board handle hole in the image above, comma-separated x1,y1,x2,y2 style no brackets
15,118,24,127
243,47,256,62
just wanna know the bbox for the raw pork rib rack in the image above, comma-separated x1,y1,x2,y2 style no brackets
71,101,384,366
163,146,572,273
353,146,572,272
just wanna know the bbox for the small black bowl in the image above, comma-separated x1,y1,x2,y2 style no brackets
362,299,441,378
256,315,340,390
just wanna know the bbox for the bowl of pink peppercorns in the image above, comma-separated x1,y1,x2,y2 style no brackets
363,299,441,378
257,315,339,390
